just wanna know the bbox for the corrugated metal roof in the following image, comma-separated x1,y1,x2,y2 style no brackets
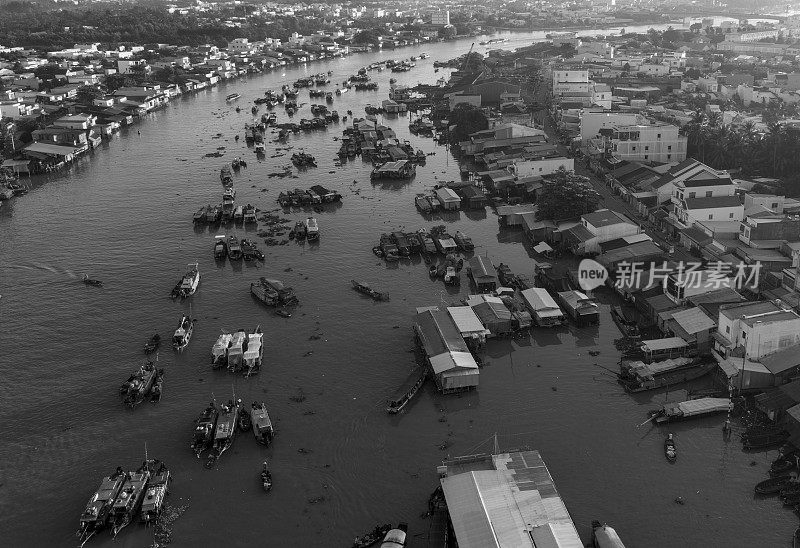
786,403,800,423
761,345,800,375
670,307,716,335
641,337,688,352
415,309,469,358
441,451,582,548
469,256,496,280
447,306,490,335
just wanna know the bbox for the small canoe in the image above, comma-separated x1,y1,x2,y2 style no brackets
664,434,676,462
144,334,161,354
261,461,272,492
275,309,292,318
83,274,103,287
755,475,793,495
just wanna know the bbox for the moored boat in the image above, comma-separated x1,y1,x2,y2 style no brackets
650,397,731,424
212,332,233,367
238,406,253,431
293,220,307,240
771,453,798,475
139,461,170,524
415,194,432,213
83,274,103,287
110,462,152,537
387,365,427,414
591,520,626,548
755,475,793,495
620,358,716,393
213,234,227,259
251,277,298,307
305,217,319,241
353,524,392,548
206,399,242,467
227,329,248,372
119,362,158,408
611,305,640,339
178,262,200,297
226,93,240,102
149,369,164,403
77,467,126,546
227,235,243,260
172,315,194,351
380,523,407,548
191,401,219,457
250,401,275,445
242,326,263,377
241,238,265,261
453,231,474,252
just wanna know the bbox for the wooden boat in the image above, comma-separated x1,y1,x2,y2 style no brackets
620,359,717,393
241,238,265,261
119,362,157,408
305,217,319,241
238,406,253,432
453,231,474,252
192,206,206,223
206,399,241,467
664,434,676,462
212,333,232,367
191,401,219,457
177,262,200,297
242,326,263,377
77,467,126,546
172,315,194,351
415,194,432,213
251,278,298,307
744,431,790,450
651,397,731,424
139,461,170,524
611,305,640,339
226,93,240,102
755,475,793,495
353,524,392,548
261,461,272,492
213,234,227,259
227,329,248,372
110,462,152,537
294,220,307,240
351,280,389,301
149,369,164,402
227,235,243,260
143,334,160,354
206,205,221,223
387,366,427,414
250,402,275,445
275,308,292,318
83,274,103,287
380,523,407,548
591,520,625,548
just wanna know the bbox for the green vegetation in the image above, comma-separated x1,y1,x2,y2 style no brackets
448,103,489,145
536,168,600,221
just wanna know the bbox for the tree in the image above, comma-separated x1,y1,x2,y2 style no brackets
353,29,379,44
535,168,600,221
76,85,103,105
448,103,488,145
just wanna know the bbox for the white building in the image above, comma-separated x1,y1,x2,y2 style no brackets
715,301,800,360
568,209,641,253
671,172,743,226
509,157,574,178
639,63,670,77
580,112,641,143
431,11,450,26
552,68,589,97
607,121,687,163
592,83,612,110
227,38,253,54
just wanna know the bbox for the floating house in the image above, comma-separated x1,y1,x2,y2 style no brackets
467,256,497,292
370,160,416,180
435,187,462,210
414,309,480,394
520,287,566,327
557,290,600,326
447,306,490,346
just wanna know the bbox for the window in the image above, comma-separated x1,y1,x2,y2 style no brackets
689,192,696,198
667,154,672,160
772,202,779,208
644,155,649,160
708,214,714,220
726,326,730,334
632,146,636,151
706,191,713,197
668,146,672,151
645,146,649,151
730,212,735,218
657,133,661,139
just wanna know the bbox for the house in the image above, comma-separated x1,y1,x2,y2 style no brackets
446,306,490,347
670,167,742,230
467,256,497,292
509,157,574,178
520,287,566,327
413,309,479,394
601,121,687,163
557,290,599,326
435,187,461,211
714,301,800,361
466,295,513,336
665,307,716,354
563,209,640,255
454,185,487,209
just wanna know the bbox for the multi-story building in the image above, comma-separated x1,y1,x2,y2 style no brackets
604,121,687,163
671,171,743,226
431,11,450,26
715,301,800,360
552,68,589,97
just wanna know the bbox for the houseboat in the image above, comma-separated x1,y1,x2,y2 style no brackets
227,235,243,260
191,401,219,457
651,397,732,424
520,288,566,327
211,333,232,366
207,399,241,466
251,278,299,307
139,461,170,524
619,357,716,393
234,205,244,223
213,235,227,259
557,290,599,326
77,468,126,545
305,217,319,241
250,401,275,445
243,326,264,377
225,93,240,102
172,315,194,351
221,197,234,222
415,194,432,213
205,205,221,223
387,366,427,414
243,204,257,223
177,263,200,298
227,329,247,372
370,160,416,181
391,231,412,256
611,305,640,339
453,231,474,252
110,463,151,537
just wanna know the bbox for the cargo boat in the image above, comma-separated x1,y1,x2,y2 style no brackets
243,326,264,377
651,397,731,424
119,362,158,408
207,399,242,467
387,366,427,414
191,401,219,457
77,468,126,546
250,401,275,445
211,333,232,366
139,461,170,524
110,462,152,537
620,358,715,393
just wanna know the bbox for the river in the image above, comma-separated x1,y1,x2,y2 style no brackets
1,25,793,548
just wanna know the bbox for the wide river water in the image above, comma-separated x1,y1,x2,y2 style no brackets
2,24,794,548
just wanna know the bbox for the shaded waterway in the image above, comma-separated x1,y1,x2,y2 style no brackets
1,26,793,548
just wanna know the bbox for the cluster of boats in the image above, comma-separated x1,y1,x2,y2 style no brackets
291,152,317,167
742,424,790,450
77,459,171,546
213,234,264,262
428,254,464,286
193,202,257,225
372,228,473,261
251,277,299,309
191,399,275,469
119,362,164,407
287,217,319,241
277,185,342,208
211,325,264,377
618,356,717,393
755,451,800,506
293,72,332,88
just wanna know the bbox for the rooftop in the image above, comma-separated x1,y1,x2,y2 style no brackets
582,208,633,228
683,195,742,209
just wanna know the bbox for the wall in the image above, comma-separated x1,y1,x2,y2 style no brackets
512,157,574,178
